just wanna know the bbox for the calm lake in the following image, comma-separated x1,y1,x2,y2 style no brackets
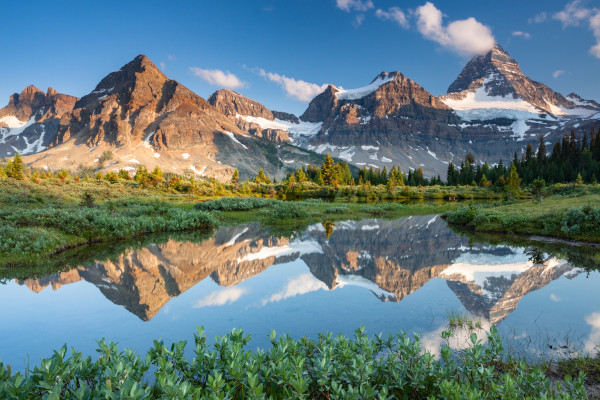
1,215,599,369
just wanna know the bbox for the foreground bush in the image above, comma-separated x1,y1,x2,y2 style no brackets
0,327,586,399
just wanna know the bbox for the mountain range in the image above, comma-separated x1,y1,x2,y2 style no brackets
1,45,599,180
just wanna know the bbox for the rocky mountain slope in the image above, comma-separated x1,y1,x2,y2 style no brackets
19,55,328,180
279,46,600,178
6,46,600,180
0,86,77,157
18,217,574,323
441,45,596,116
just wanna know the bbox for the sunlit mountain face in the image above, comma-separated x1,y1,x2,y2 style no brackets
17,216,577,323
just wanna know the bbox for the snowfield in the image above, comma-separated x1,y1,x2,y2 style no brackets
236,114,323,138
335,74,395,101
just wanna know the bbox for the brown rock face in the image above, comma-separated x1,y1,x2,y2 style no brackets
21,55,325,181
0,85,77,124
208,89,274,119
54,55,241,149
207,89,293,144
0,85,78,156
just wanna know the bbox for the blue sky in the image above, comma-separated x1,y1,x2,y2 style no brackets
1,0,599,115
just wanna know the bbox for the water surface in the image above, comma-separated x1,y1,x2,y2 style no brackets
1,215,599,369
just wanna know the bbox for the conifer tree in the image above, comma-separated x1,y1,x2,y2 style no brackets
506,164,521,200
5,153,24,180
231,168,239,184
150,166,165,185
254,168,271,184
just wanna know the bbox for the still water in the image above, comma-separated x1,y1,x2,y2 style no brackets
1,215,599,369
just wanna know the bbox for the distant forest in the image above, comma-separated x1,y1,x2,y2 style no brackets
282,126,600,188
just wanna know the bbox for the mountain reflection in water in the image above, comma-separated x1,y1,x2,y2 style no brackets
17,216,578,325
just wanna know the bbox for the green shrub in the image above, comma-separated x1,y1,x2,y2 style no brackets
259,201,309,221
324,205,349,214
0,326,586,399
2,201,218,243
561,205,600,236
195,197,280,211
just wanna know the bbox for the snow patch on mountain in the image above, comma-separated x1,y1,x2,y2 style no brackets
236,114,322,138
223,131,248,149
0,115,29,129
441,77,541,114
335,74,394,101
0,115,36,143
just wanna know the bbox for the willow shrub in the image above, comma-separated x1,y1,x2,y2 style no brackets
0,326,586,399
1,201,218,241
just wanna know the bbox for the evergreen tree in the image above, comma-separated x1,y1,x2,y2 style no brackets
532,178,545,202
149,166,165,185
505,164,521,200
231,168,239,184
254,168,271,184
5,153,24,180
320,153,339,186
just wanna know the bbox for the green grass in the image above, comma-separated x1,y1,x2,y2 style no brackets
443,193,600,243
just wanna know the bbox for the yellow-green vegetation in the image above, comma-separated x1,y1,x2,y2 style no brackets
0,326,589,399
443,184,600,242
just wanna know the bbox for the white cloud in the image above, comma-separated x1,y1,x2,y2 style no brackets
552,70,566,78
159,61,166,70
421,319,492,358
194,287,246,308
512,31,531,39
167,54,176,61
415,2,495,57
554,0,600,58
190,67,245,89
554,0,592,27
549,293,562,301
262,273,327,305
336,0,373,12
255,68,328,102
584,312,600,353
353,14,365,27
529,11,548,24
375,7,409,28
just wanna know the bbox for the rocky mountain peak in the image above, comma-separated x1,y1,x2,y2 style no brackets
208,89,273,119
46,87,59,97
0,85,77,123
446,44,522,95
442,44,577,114
299,85,339,123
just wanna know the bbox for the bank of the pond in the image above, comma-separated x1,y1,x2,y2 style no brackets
0,326,592,399
0,191,462,267
443,193,600,243
3,179,600,267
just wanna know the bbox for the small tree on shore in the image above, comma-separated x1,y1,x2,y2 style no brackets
532,178,546,202
505,164,521,200
5,153,24,180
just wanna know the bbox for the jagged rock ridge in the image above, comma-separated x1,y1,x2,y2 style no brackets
0,86,77,156
22,55,329,180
